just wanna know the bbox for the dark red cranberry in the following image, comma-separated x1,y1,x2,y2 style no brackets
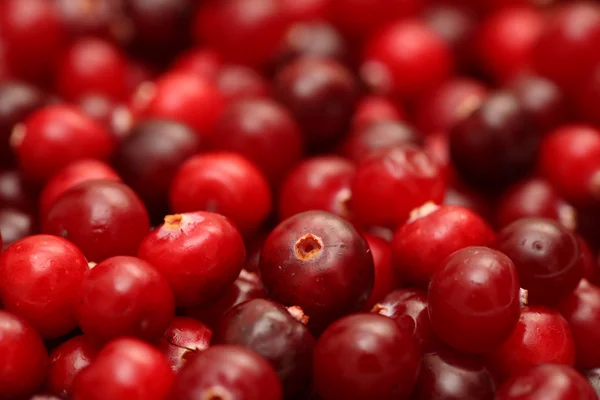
351,145,446,229
351,96,405,129
210,99,304,186
112,119,203,215
493,217,583,306
486,306,575,380
372,288,440,354
0,310,48,400
0,235,88,338
216,65,270,103
216,299,315,398
11,105,115,182
72,338,174,400
138,212,246,308
278,156,354,221
0,207,36,249
169,152,272,234
169,345,282,400
363,233,399,309
495,364,595,400
361,20,453,99
170,48,222,80
443,185,495,224
449,91,538,191
313,313,420,400
259,211,374,332
45,335,97,398
576,62,600,127
42,180,149,263
77,95,132,142
274,57,358,147
428,246,521,354
56,0,123,39
412,349,496,400
0,170,36,211
156,317,212,373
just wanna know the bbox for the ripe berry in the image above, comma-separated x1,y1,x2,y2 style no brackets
171,48,222,80
216,65,271,103
363,233,399,309
156,317,212,372
351,96,405,129
46,336,97,398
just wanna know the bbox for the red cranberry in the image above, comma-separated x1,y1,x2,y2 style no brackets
283,0,329,22
576,62,600,127
170,152,272,234
72,338,174,400
56,0,123,39
156,317,212,373
274,57,358,147
216,65,270,103
428,246,521,354
392,204,494,287
278,156,354,221
0,170,36,211
45,336,97,398
39,160,121,219
486,306,575,379
351,96,405,129
170,48,222,80
363,233,399,309
412,349,496,400
313,313,420,400
0,235,88,338
0,207,36,249
351,145,446,228
11,105,115,182
259,211,374,332
42,180,150,263
0,310,48,399
496,364,595,400
210,99,304,186
169,345,283,400
443,185,495,224
361,20,453,99
137,212,245,308
216,299,315,398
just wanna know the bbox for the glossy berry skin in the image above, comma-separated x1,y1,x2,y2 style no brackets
46,336,97,398
274,57,358,147
351,145,446,228
363,233,399,309
72,338,174,400
351,96,405,129
156,317,212,373
0,235,88,338
259,211,374,333
168,345,283,400
216,65,270,103
278,156,355,221
391,204,495,287
493,218,583,306
75,256,175,345
412,349,496,400
43,180,150,263
216,299,315,398
361,21,453,99
170,152,272,234
12,105,115,182
0,310,48,400
495,364,596,400
428,246,521,354
211,99,304,186
486,307,575,380
138,212,246,308
313,313,420,400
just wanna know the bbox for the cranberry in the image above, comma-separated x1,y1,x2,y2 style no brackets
45,336,97,398
428,246,521,354
169,152,272,234
216,65,270,103
125,61,155,95
361,20,453,99
351,145,446,228
412,349,496,400
391,203,495,287
283,0,329,22
0,207,36,250
497,178,577,230
11,105,115,182
56,0,123,39
576,62,600,127
170,48,222,80
39,159,121,218
259,211,374,332
42,180,149,263
443,185,495,224
77,95,132,142
313,313,420,400
137,212,245,308
274,57,358,147
486,306,575,379
495,364,595,400
169,345,283,400
278,156,355,221
156,317,212,373
71,338,174,400
580,237,598,284
0,310,48,400
210,99,304,186
0,235,88,338
216,299,315,398
351,96,405,129
0,170,36,210
363,233,399,309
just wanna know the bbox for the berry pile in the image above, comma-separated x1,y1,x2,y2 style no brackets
2,0,600,399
